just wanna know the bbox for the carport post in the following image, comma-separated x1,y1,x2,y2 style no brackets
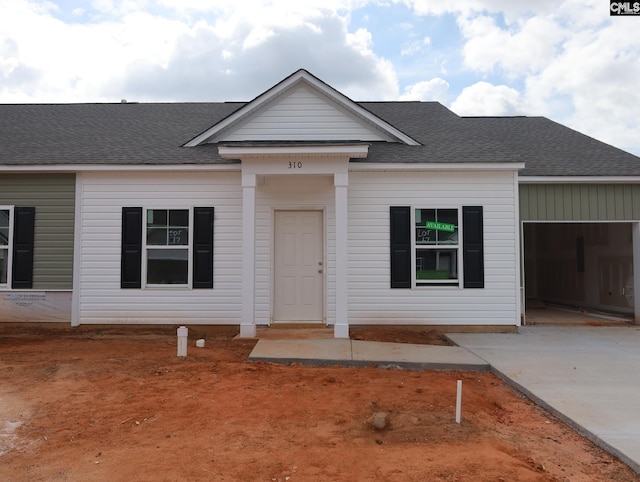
633,222,640,324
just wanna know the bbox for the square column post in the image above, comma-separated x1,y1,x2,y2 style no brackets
633,222,640,324
240,174,257,337
334,172,349,338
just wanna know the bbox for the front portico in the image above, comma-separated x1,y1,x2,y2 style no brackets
220,145,368,338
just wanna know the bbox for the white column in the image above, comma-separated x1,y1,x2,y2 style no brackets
240,174,257,337
513,172,523,326
633,222,640,324
334,172,349,338
71,173,83,327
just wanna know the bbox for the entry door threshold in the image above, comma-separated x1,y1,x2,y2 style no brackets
270,322,327,329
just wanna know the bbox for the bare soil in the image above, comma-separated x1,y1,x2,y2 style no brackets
0,325,637,482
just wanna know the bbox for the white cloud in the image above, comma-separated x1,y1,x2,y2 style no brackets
401,0,640,152
451,81,529,116
400,78,449,103
117,7,399,102
403,0,557,18
458,14,563,76
400,36,431,57
346,27,373,52
0,0,397,103
0,0,190,102
524,18,640,151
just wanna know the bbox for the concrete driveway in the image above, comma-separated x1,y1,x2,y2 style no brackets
447,326,640,474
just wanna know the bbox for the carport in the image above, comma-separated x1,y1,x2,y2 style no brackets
519,183,640,324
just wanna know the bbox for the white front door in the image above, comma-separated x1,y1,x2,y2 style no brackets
274,210,323,323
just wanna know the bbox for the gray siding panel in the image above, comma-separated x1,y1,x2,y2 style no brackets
520,184,640,221
0,174,75,289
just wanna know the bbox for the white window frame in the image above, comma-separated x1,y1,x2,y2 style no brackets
411,206,462,287
0,206,13,289
142,207,193,289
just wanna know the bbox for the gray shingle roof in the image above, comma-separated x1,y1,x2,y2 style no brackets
1,101,639,176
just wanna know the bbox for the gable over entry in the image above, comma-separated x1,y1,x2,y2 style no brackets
187,70,419,338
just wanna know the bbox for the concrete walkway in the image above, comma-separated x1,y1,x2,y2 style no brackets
249,338,489,371
249,325,640,474
448,326,640,474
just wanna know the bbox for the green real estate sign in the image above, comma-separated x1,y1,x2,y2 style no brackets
425,221,455,232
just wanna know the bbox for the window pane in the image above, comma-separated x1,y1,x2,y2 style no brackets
415,249,458,280
147,249,188,284
147,227,167,245
0,210,9,228
146,209,190,246
0,249,7,284
415,209,436,245
436,209,458,245
0,228,8,246
147,209,167,227
415,208,458,246
168,227,188,246
169,210,189,227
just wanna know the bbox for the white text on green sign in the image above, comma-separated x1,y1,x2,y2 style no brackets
425,221,455,232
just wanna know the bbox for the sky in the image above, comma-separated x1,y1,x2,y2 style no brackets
1,0,640,156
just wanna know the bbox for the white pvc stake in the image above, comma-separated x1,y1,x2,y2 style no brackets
455,380,462,424
177,326,188,357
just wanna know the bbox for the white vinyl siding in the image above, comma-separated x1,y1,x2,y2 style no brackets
347,170,520,326
76,171,242,325
76,168,519,327
221,85,393,142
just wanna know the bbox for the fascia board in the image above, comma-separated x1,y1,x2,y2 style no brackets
520,176,640,183
349,162,524,171
0,164,241,173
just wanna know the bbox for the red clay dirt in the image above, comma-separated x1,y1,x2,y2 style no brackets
0,325,637,482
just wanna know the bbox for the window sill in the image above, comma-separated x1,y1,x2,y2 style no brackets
143,285,191,290
415,282,461,288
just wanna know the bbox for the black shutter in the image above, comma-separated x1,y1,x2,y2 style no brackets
390,206,411,288
192,207,214,289
121,207,142,289
463,206,484,289
11,207,35,289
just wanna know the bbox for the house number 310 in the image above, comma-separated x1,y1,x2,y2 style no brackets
288,161,303,169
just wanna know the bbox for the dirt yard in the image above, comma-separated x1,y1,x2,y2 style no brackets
0,325,637,482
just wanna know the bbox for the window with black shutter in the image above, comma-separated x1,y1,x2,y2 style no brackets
121,206,214,289
390,205,484,289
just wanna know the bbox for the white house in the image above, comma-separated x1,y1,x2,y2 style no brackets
1,70,638,336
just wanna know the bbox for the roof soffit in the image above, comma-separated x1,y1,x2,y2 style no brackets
184,69,420,147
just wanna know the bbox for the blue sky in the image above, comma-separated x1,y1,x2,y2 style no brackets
1,0,639,156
